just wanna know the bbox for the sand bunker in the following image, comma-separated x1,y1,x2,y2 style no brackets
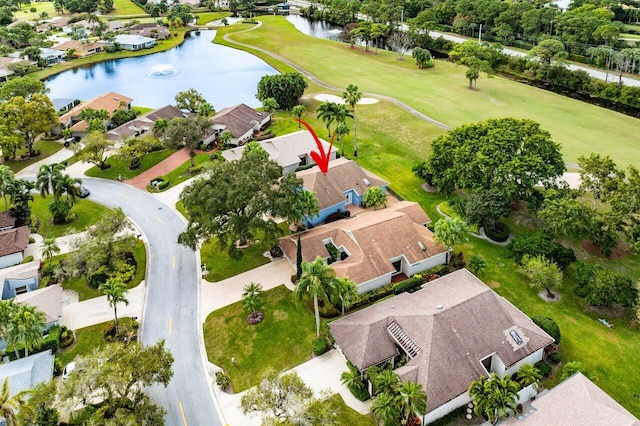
314,94,379,105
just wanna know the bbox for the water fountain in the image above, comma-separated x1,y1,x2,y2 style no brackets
147,64,179,78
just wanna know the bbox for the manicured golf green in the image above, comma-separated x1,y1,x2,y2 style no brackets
222,16,640,167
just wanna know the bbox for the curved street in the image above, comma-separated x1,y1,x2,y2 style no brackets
77,178,223,426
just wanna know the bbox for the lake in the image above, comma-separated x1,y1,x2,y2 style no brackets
45,30,277,109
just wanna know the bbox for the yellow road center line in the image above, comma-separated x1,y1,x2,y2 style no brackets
156,216,164,225
117,193,129,199
172,255,176,269
179,401,188,426
169,317,173,334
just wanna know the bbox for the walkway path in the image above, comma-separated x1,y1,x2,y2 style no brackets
124,148,191,189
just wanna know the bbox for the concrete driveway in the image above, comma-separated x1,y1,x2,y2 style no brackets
60,283,145,330
200,258,295,323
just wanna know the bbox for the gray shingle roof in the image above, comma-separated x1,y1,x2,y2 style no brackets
329,269,554,412
0,350,54,397
0,226,29,257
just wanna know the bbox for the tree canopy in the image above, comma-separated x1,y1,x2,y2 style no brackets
178,144,301,255
174,88,209,114
256,72,307,110
425,118,564,204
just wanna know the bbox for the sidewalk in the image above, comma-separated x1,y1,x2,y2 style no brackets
215,349,364,426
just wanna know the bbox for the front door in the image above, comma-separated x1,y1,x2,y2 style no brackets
345,192,353,205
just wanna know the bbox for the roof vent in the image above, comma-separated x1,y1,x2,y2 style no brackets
417,241,426,251
363,178,371,186
437,305,443,309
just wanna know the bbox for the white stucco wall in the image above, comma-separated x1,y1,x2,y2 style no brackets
358,273,393,294
0,253,23,269
504,349,545,377
423,392,472,425
408,252,448,276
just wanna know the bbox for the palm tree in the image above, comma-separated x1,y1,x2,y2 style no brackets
330,276,357,315
153,118,168,136
316,101,339,138
41,238,60,264
371,391,400,426
469,374,518,425
1,378,33,426
294,256,336,337
99,277,129,335
55,174,81,205
398,380,427,425
36,163,65,202
292,105,305,128
197,102,215,117
6,304,46,358
0,165,14,211
468,375,491,420
372,369,399,395
433,216,469,263
0,299,15,341
7,179,34,224
241,282,263,314
342,84,362,156
218,130,232,148
516,363,542,391
334,122,350,155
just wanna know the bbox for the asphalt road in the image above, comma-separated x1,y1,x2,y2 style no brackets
83,178,223,426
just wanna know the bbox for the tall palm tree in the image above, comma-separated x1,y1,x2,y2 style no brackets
6,304,46,358
36,163,65,202
469,374,518,425
316,101,339,138
1,378,33,426
342,84,362,156
99,277,129,335
371,391,400,426
0,299,15,341
41,238,60,264
0,165,14,211
294,256,335,337
398,380,427,425
55,174,81,205
292,105,305,128
334,122,350,155
330,276,357,315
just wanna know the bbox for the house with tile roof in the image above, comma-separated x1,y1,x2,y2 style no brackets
0,226,30,269
0,211,16,232
0,350,54,400
57,91,133,137
53,39,103,57
15,284,63,331
1,260,40,300
210,104,271,146
296,158,388,226
503,372,640,425
221,130,337,175
112,34,157,51
329,269,555,424
107,105,184,142
279,201,447,292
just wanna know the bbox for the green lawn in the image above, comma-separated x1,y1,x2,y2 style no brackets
204,285,319,392
85,149,176,180
152,153,213,191
194,11,231,25
221,16,640,167
111,0,147,16
29,195,111,238
215,19,640,417
201,222,289,282
4,141,63,173
60,239,146,301
56,317,136,366
324,394,377,425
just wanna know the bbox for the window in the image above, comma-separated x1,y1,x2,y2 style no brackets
15,286,27,295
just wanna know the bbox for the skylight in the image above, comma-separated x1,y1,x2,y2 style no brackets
510,330,524,345
363,178,371,186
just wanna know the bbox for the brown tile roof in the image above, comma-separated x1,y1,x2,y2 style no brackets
297,158,388,210
279,201,443,285
211,103,267,138
503,373,640,425
53,40,102,53
106,105,183,141
0,226,29,257
329,269,555,413
15,285,63,324
59,91,133,125
0,211,16,230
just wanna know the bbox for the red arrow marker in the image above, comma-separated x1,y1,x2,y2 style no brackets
297,119,334,174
